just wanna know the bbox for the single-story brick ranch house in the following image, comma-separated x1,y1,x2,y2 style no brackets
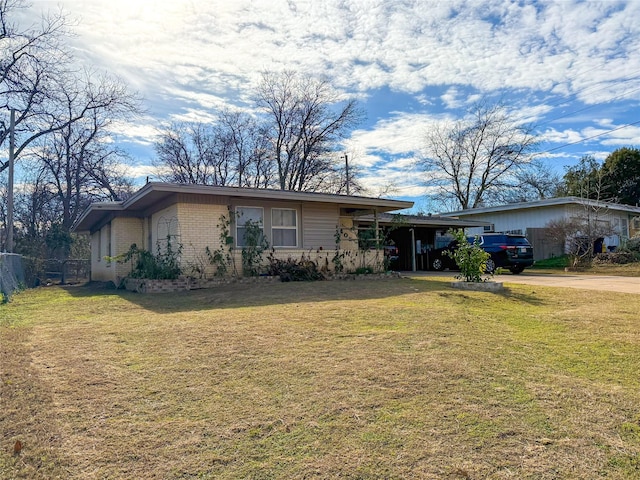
72,182,421,283
441,197,640,260
73,182,491,283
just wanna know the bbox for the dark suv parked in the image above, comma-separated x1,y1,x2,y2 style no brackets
430,233,534,274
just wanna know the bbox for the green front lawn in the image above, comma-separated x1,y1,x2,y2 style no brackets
2,278,639,478
531,255,640,276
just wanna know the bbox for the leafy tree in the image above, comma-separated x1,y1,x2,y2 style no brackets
601,147,640,206
420,100,538,209
560,155,608,200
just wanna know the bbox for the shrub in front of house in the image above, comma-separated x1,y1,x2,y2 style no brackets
445,229,492,283
266,253,324,282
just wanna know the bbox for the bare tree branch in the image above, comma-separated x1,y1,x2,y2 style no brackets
420,100,538,210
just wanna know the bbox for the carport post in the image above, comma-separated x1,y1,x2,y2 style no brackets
410,228,416,272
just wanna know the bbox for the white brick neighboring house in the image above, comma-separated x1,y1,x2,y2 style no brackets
71,182,414,283
441,197,640,260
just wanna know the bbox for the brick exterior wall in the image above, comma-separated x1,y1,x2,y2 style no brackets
91,217,144,283
94,199,387,284
176,202,228,278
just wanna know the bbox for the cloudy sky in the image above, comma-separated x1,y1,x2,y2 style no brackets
26,0,640,211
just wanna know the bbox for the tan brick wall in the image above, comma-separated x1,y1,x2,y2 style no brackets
90,231,106,281
112,217,145,283
90,217,144,283
151,204,179,253
177,203,230,277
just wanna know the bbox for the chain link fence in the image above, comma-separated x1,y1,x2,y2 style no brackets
1,254,90,301
1,253,25,301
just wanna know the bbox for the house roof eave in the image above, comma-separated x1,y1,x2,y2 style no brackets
71,182,414,233
440,197,640,217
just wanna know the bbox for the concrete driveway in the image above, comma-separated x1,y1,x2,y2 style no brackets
407,271,640,294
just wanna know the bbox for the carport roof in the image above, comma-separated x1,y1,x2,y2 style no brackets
357,212,490,228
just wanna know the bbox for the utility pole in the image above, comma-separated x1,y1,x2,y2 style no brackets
344,153,350,196
6,108,15,253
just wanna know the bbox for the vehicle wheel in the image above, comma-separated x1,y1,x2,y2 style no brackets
432,257,444,271
509,266,524,274
485,259,496,273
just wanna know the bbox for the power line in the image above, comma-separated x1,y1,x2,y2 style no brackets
537,119,640,156
536,84,640,128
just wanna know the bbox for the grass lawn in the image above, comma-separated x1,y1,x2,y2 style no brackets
1,277,640,479
530,257,640,276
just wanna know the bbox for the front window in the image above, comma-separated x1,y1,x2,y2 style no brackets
236,207,264,247
272,208,297,247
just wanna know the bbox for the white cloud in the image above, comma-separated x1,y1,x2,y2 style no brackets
20,0,640,200
43,0,639,103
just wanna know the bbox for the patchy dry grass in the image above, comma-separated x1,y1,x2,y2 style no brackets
1,277,640,479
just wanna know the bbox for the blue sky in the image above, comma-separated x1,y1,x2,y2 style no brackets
25,0,640,212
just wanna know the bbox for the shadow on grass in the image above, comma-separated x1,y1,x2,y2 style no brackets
59,275,549,313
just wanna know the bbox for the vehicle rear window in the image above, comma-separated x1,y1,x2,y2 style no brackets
507,236,531,246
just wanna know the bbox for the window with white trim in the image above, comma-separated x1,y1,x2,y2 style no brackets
272,208,298,247
236,207,264,247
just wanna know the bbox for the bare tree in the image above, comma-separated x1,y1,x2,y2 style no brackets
1,0,72,171
499,158,563,204
545,205,615,269
10,165,57,256
155,122,227,185
256,70,363,192
420,100,538,209
215,109,274,188
155,112,275,188
32,71,137,233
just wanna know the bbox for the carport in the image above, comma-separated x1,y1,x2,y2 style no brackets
357,213,490,271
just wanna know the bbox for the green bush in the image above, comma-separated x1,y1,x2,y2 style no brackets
205,214,236,277
445,229,492,283
111,237,182,280
241,220,269,276
620,235,640,260
355,266,374,275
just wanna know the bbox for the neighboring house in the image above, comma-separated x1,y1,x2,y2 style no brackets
71,182,414,283
441,197,640,260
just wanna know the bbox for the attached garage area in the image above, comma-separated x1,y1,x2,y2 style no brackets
357,213,490,271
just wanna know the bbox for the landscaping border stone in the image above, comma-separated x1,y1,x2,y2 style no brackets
123,271,403,293
451,281,504,292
